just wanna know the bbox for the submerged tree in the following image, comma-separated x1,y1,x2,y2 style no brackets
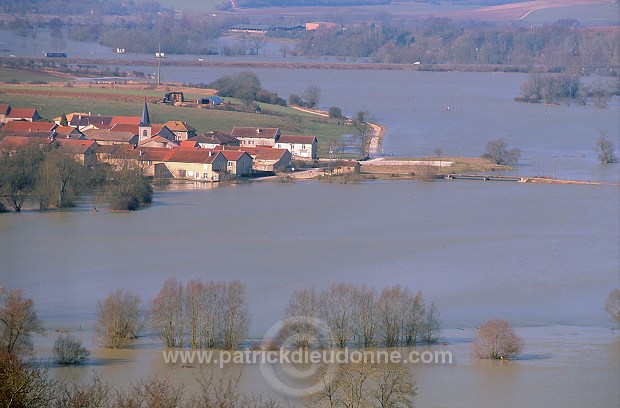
473,319,523,360
0,289,44,356
151,277,186,348
36,148,82,209
52,333,90,365
594,131,617,164
105,161,153,211
305,362,416,408
604,289,620,327
482,139,521,166
96,289,144,349
0,144,44,212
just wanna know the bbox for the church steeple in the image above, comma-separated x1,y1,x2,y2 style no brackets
139,98,151,127
138,99,152,142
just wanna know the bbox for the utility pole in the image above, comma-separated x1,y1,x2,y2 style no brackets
552,155,556,179
155,44,164,86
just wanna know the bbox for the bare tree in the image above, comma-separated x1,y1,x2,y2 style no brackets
353,111,372,156
282,288,320,348
0,288,44,356
320,283,355,348
249,36,266,55
201,281,225,349
434,147,443,173
402,292,426,346
0,144,44,212
305,362,416,408
303,84,321,108
52,333,90,365
473,319,523,360
420,302,441,344
222,280,249,350
185,280,206,349
376,286,409,347
151,277,186,348
96,289,144,349
594,131,617,164
0,351,56,408
189,372,284,408
482,139,521,166
113,376,185,407
53,373,111,408
604,288,620,326
369,364,416,408
352,285,377,348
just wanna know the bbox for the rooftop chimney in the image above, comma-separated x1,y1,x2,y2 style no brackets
256,128,260,133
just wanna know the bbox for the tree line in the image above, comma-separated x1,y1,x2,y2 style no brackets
517,73,618,106
6,5,618,74
4,285,620,406
0,143,152,212
283,20,619,73
282,283,441,349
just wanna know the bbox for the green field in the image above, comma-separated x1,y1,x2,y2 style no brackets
0,86,356,157
0,67,71,84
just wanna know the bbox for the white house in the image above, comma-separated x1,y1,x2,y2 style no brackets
275,135,318,159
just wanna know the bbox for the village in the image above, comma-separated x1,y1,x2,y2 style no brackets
0,100,357,182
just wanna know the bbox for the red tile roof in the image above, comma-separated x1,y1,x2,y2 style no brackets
3,130,56,139
7,108,38,119
0,136,52,150
278,135,317,144
231,127,280,139
220,150,247,161
110,123,139,134
179,140,199,149
3,121,56,132
56,139,98,154
165,121,196,132
0,104,10,115
54,126,81,134
163,149,221,164
256,148,289,161
110,116,141,126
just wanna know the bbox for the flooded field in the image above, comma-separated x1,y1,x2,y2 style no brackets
1,181,618,407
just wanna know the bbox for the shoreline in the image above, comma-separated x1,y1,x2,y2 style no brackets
290,105,386,156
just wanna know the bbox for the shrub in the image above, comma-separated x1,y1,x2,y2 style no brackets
473,319,523,359
52,334,89,365
328,106,343,119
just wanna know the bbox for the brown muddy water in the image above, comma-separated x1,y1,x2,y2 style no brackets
1,180,619,407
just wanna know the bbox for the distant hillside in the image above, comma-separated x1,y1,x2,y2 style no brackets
234,0,389,6
234,0,526,7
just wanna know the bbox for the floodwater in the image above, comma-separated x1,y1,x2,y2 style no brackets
1,27,620,407
115,64,620,182
1,181,619,407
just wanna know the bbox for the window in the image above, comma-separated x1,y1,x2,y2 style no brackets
203,172,208,179
143,130,148,137
228,161,235,167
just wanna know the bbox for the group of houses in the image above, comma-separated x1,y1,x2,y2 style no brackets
0,102,319,182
